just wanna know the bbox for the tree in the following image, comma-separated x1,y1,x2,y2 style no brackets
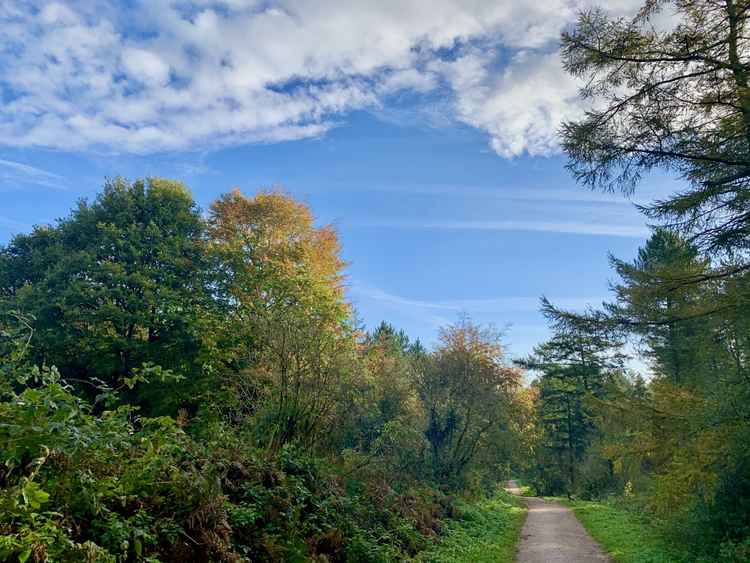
0,178,215,412
535,369,591,496
609,229,715,386
520,301,625,496
0,178,534,562
207,189,352,451
333,322,427,480
417,318,521,486
343,323,421,451
541,223,750,548
0,310,35,396
561,0,750,253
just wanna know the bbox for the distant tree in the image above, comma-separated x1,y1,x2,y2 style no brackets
418,318,521,486
369,321,412,355
520,302,625,496
354,323,421,449
536,369,591,496
331,322,427,479
533,296,626,389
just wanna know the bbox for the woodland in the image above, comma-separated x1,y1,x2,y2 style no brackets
2,0,750,561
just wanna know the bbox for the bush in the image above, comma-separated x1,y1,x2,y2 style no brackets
0,369,459,562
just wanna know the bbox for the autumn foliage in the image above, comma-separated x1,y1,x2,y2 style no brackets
0,179,529,562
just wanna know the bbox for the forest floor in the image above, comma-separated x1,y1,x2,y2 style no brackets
505,480,610,563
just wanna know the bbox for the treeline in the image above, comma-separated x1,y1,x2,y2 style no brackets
0,179,532,562
523,229,750,560
522,0,750,560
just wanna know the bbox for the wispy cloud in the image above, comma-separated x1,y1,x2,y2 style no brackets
0,215,31,232
350,284,604,314
349,283,611,357
316,181,640,205
300,174,680,208
353,218,650,238
0,158,65,190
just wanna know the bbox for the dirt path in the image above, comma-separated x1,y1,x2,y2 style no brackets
505,480,610,563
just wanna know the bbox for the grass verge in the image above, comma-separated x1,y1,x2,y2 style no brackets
511,477,535,496
561,499,690,563
416,489,526,563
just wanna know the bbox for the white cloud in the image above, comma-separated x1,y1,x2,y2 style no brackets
438,50,584,157
39,2,78,25
0,0,645,154
121,48,171,86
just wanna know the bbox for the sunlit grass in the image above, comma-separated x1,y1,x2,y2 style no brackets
561,499,690,563
416,489,526,563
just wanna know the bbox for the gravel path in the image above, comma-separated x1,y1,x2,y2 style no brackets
505,480,610,563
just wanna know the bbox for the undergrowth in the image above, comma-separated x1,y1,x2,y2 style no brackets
415,489,526,563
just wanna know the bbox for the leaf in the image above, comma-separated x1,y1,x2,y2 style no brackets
135,538,143,557
22,480,50,509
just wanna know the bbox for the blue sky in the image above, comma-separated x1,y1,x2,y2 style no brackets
0,0,676,362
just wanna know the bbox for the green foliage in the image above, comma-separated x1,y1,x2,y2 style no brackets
513,219,750,563
0,369,457,562
561,500,748,563
520,305,624,497
609,229,714,388
0,179,531,561
419,319,523,488
560,0,750,253
0,370,223,561
0,309,35,395
0,177,217,414
535,228,750,557
206,189,353,452
557,5,750,549
416,489,526,563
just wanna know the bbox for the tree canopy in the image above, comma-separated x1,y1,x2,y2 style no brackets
562,0,750,253
0,178,532,562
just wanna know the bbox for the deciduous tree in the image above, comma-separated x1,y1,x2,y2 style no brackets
0,178,214,412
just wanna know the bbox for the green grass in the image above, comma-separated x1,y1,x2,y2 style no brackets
510,477,535,496
416,489,526,563
560,499,690,563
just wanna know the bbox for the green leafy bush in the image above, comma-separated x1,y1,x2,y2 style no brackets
0,368,460,562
